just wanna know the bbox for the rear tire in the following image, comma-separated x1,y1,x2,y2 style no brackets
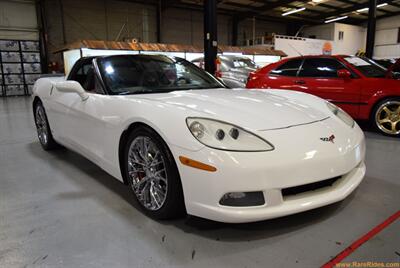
123,125,185,220
371,98,400,137
34,102,59,150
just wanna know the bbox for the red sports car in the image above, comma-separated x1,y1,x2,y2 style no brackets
246,55,400,136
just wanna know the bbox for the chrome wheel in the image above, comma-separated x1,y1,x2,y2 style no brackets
35,106,49,145
375,101,400,135
127,136,168,211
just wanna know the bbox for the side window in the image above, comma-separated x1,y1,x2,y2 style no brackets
69,59,103,94
298,58,344,78
270,59,303,77
69,61,93,87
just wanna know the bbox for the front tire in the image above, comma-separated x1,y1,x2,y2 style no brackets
371,98,400,137
34,102,59,150
124,126,185,219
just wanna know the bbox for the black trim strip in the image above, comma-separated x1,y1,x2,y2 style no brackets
331,101,368,106
259,116,330,131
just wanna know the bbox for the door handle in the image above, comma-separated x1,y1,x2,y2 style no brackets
294,80,306,85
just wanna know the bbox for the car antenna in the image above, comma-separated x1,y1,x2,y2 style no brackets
289,43,303,56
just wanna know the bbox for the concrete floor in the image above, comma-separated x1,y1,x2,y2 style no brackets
0,96,399,268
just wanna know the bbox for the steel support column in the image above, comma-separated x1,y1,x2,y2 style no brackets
36,0,48,73
366,0,377,58
156,0,162,43
204,0,217,75
232,16,238,46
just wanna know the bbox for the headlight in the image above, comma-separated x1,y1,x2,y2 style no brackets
186,118,274,152
326,102,355,128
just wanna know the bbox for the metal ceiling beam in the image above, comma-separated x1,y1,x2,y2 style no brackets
222,0,329,16
282,4,327,16
334,0,357,5
314,0,397,19
374,9,400,18
388,2,400,8
231,0,309,20
163,1,318,24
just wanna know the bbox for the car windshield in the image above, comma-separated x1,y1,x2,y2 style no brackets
343,56,387,78
231,58,257,68
97,55,225,95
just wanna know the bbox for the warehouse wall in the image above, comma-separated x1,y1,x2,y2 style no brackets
237,19,286,45
374,15,400,59
334,23,366,55
161,8,231,46
0,0,38,40
45,0,157,63
302,24,334,40
301,23,366,55
44,0,287,65
44,1,286,49
161,9,287,46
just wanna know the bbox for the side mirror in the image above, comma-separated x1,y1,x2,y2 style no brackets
337,69,351,79
390,72,400,79
54,81,89,101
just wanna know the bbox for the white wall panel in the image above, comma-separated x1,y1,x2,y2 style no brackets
374,15,400,59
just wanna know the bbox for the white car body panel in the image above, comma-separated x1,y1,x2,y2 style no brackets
32,76,366,223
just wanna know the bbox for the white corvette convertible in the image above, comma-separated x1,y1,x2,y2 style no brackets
32,54,366,223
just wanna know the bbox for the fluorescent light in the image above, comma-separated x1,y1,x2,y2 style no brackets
356,7,369,12
282,7,306,16
356,3,388,12
325,16,348,23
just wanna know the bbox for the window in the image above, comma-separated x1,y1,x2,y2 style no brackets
344,56,387,78
398,27,400,43
298,58,345,78
270,59,303,76
231,58,257,69
338,31,344,40
68,58,103,94
68,59,93,87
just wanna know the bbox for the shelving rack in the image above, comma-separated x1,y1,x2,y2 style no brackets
0,40,41,97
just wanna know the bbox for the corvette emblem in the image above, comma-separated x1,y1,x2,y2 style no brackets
320,134,335,143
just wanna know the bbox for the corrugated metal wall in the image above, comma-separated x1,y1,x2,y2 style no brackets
0,0,38,41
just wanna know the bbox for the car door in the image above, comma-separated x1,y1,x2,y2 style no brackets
52,58,110,164
295,58,362,118
263,58,304,90
65,61,111,163
48,58,92,143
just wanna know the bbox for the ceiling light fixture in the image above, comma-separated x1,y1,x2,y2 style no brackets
282,7,306,16
325,15,348,23
356,7,369,12
356,3,388,12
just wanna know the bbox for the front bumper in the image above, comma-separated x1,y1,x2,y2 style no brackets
171,120,366,223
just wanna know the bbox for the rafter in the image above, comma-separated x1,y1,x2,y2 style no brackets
314,0,397,19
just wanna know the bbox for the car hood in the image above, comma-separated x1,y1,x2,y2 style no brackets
134,88,328,131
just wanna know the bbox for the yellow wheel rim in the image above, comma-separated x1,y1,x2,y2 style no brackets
375,101,400,135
